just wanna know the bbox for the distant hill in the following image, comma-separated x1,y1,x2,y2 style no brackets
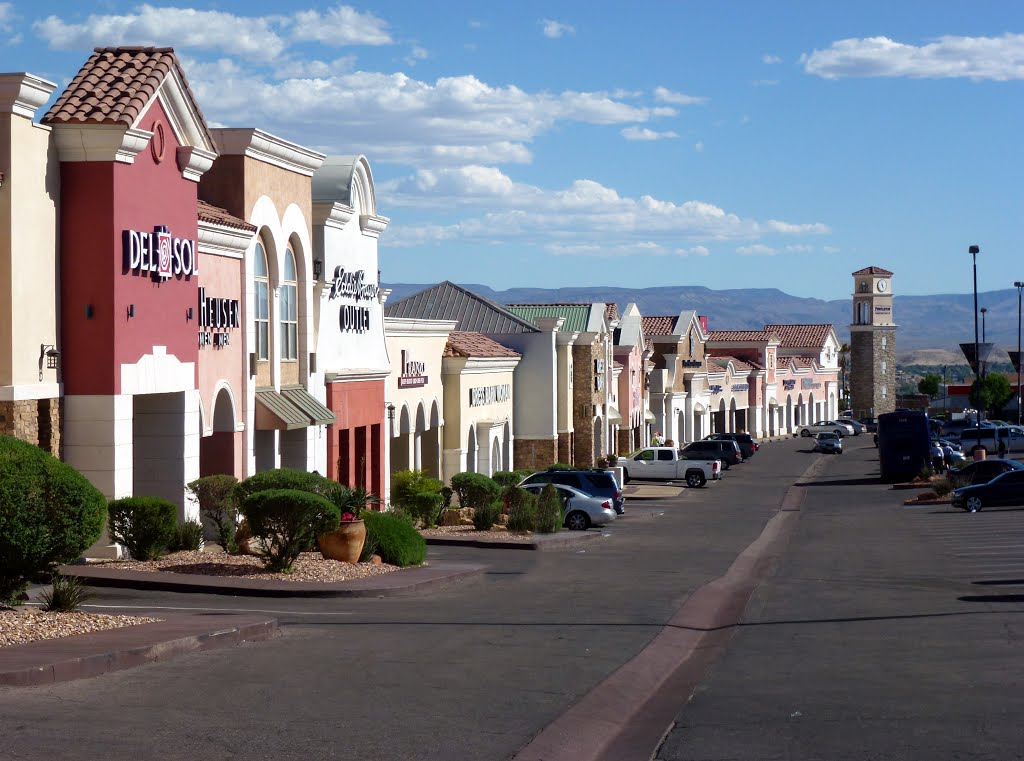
383,282,1023,363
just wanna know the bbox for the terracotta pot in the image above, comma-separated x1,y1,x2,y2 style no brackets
317,519,366,563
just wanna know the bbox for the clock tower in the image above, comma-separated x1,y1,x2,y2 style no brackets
850,266,896,419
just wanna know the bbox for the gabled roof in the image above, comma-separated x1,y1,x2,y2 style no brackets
764,324,834,349
706,360,727,374
197,200,256,232
707,330,777,342
444,331,520,359
605,303,621,322
641,316,678,337
42,47,211,142
385,281,538,334
789,356,818,369
851,266,893,276
709,355,759,372
507,304,591,334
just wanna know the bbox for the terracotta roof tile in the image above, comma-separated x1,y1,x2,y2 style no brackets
42,47,212,144
851,265,893,276
197,200,256,232
605,303,620,322
789,356,817,369
764,324,833,349
707,330,775,342
709,355,759,372
443,331,521,359
706,360,726,373
641,316,677,336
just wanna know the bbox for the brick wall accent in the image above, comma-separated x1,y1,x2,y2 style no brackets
557,431,574,465
0,398,61,457
617,428,631,456
514,437,558,471
850,330,896,419
572,343,596,467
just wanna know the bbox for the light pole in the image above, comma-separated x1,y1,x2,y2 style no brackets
1016,281,1024,425
981,307,988,343
970,245,983,448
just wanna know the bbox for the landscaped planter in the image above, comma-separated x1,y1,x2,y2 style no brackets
318,520,366,563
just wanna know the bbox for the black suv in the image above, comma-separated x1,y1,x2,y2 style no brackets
518,469,625,514
704,433,757,459
680,440,743,469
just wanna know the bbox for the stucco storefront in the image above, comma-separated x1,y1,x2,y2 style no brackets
442,331,519,480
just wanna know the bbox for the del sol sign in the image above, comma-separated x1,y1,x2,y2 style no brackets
123,225,198,281
328,266,378,334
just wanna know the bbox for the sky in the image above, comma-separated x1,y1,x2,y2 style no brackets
2,1,1022,301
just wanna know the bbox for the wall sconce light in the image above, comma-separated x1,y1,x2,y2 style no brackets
38,344,59,382
309,352,317,374
127,304,136,318
85,304,94,319
186,307,194,320
248,352,257,377
385,402,396,423
312,258,324,281
0,170,5,189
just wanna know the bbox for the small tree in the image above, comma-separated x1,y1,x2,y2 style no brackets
239,489,340,572
505,487,537,532
535,484,563,534
917,373,942,398
108,497,178,561
186,474,239,552
969,374,1013,417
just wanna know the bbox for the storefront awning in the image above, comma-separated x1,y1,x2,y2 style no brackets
607,405,622,424
644,410,656,423
255,387,336,430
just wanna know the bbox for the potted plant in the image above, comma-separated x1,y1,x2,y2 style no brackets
317,487,377,564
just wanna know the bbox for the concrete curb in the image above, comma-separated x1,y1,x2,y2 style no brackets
59,561,486,597
424,531,605,551
512,454,831,761
0,614,276,687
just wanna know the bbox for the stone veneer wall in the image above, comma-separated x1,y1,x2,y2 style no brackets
0,398,61,457
514,437,558,471
572,343,596,468
617,428,631,456
557,431,573,465
850,330,896,418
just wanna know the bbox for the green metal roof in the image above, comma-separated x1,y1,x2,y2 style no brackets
281,386,336,426
255,387,337,430
506,304,591,333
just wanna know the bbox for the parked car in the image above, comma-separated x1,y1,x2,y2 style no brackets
680,439,743,469
952,469,1024,512
518,469,625,514
704,432,759,458
520,482,617,529
842,419,867,435
797,421,851,438
813,431,843,454
617,447,721,487
823,419,856,435
958,427,1024,456
858,417,878,433
946,459,1024,489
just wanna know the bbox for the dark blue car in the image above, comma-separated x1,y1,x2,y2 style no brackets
952,468,1024,512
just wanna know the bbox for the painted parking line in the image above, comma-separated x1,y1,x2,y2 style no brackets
74,604,357,616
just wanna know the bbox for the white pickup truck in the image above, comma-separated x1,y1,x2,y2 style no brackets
617,447,722,487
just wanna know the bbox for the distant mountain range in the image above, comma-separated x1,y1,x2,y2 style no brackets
383,282,1024,363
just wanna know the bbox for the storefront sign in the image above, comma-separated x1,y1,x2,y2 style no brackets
680,359,702,368
197,287,240,347
874,305,891,313
783,379,796,390
709,384,723,394
123,225,198,280
731,383,749,392
398,350,427,388
594,358,605,391
328,266,377,334
469,384,511,407
801,379,822,390
339,304,371,333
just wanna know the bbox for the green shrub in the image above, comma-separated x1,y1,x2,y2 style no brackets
186,474,238,552
409,491,444,527
544,463,573,471
451,472,501,510
472,499,501,531
39,572,95,612
169,519,204,552
346,486,381,519
492,471,520,488
108,497,178,561
439,486,454,510
363,511,426,566
932,477,952,497
505,487,537,532
0,436,107,604
234,468,343,507
535,484,563,534
359,532,380,563
240,489,340,573
391,470,442,511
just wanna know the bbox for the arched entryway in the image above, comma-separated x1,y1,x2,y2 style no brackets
466,424,477,473
502,420,511,471
692,404,705,440
808,392,816,424
785,395,793,433
390,404,412,472
796,393,804,426
200,386,237,477
490,437,502,477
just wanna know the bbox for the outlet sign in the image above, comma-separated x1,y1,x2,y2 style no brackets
328,266,377,334
124,226,198,280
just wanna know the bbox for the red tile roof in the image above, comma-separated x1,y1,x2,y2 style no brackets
851,266,893,276
197,200,256,232
641,316,677,336
605,303,620,322
764,324,833,349
706,360,726,373
788,356,818,369
711,355,756,372
707,330,776,342
443,331,520,359
42,47,211,141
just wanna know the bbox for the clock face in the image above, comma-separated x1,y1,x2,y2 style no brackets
877,279,888,292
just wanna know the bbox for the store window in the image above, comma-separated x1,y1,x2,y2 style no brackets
254,242,270,361
281,247,298,361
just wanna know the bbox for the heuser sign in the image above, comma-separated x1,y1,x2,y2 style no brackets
197,288,240,348
123,226,198,281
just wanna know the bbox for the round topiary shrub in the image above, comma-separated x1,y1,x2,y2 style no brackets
362,511,426,567
535,484,563,534
0,436,107,604
234,468,346,509
491,471,520,488
451,472,501,509
409,491,444,527
108,496,179,561
240,488,340,573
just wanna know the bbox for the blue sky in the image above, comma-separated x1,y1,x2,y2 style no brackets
2,1,1022,300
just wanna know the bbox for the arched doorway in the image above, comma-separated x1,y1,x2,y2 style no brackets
796,393,804,426
677,410,686,444
729,398,738,433
390,404,411,473
692,404,705,440
200,386,237,477
808,392,816,424
785,395,793,433
490,437,501,477
466,424,477,473
502,420,511,471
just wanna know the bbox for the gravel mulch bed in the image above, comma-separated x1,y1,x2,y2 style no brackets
1,607,161,649
420,526,534,542
92,550,401,583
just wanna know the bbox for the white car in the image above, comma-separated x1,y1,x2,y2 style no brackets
798,420,852,438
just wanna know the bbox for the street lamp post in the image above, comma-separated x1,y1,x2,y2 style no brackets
970,245,983,449
1016,281,1024,425
981,307,988,343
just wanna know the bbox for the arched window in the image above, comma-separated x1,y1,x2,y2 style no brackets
254,242,269,361
281,247,298,361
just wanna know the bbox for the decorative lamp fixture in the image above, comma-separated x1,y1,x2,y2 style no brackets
38,344,59,382
127,304,136,318
385,402,396,422
85,304,94,319
186,307,194,320
313,258,324,281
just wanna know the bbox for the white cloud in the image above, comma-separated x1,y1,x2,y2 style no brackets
694,140,704,153
271,56,355,79
653,86,708,105
785,244,814,253
764,219,830,234
286,6,392,46
803,33,1024,80
405,46,430,66
468,20,484,29
762,54,782,64
737,244,778,256
621,126,679,141
823,245,840,254
541,19,575,38
0,2,13,33
752,79,779,87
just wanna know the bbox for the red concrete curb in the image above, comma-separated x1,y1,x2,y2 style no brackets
512,455,829,761
0,615,276,687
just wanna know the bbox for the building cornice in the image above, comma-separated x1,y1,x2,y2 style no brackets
313,201,356,229
198,218,255,259
177,146,217,183
51,124,153,164
360,213,390,238
213,128,325,177
384,317,459,337
0,73,57,119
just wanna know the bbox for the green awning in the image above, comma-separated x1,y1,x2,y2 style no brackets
255,387,336,431
281,386,336,426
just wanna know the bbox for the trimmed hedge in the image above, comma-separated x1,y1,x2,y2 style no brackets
186,474,238,552
234,468,349,511
535,484,563,534
409,491,444,528
240,489,340,572
363,511,426,567
504,487,537,532
108,497,178,561
451,472,501,510
472,500,501,531
491,471,520,488
0,436,107,604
